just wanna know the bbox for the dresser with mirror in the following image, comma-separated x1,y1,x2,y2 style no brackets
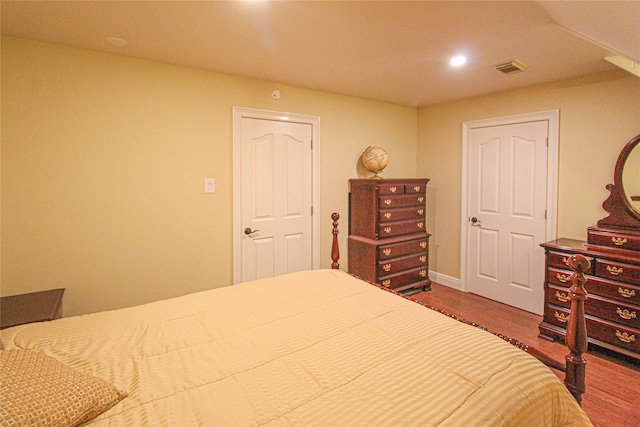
539,134,640,359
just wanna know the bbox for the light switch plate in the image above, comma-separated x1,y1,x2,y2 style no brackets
204,178,215,193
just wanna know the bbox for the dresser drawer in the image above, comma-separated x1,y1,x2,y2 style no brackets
577,274,640,305
378,184,405,195
588,228,640,251
589,297,640,329
378,194,425,209
377,220,426,238
595,259,640,285
546,284,573,307
378,237,428,260
587,317,640,354
547,305,640,353
378,266,429,289
378,206,425,223
378,252,428,276
546,251,594,274
547,267,575,288
404,183,426,194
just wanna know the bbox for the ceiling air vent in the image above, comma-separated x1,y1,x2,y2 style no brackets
495,60,529,74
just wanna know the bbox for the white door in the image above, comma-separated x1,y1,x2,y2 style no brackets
465,120,549,314
237,116,313,282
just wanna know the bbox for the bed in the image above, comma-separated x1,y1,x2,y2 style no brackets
0,214,592,426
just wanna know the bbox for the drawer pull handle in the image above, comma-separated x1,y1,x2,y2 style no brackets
555,291,570,303
418,197,425,203
616,330,636,343
562,256,569,266
384,227,392,234
383,248,392,256
611,236,628,246
382,279,391,287
419,270,427,277
420,256,427,263
390,187,397,193
384,212,392,219
418,209,424,215
556,273,571,283
420,241,427,249
417,222,424,229
413,186,421,192
618,287,636,298
616,307,637,320
554,311,569,323
382,264,391,272
384,199,392,206
606,265,623,276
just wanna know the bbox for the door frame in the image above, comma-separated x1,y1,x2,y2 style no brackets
232,107,321,284
460,110,559,292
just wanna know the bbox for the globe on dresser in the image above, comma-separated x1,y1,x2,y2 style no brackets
361,146,389,179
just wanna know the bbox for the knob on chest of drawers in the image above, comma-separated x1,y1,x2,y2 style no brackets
555,291,570,302
611,236,628,246
616,330,636,343
606,265,623,276
616,307,637,320
383,248,391,256
556,273,571,283
554,311,569,323
618,287,636,298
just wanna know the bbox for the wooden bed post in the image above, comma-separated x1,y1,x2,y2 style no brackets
565,254,590,405
331,213,340,269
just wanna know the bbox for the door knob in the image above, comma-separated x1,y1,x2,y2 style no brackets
470,217,481,225
244,227,260,235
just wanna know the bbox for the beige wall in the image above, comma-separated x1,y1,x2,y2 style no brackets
1,37,418,316
418,70,640,281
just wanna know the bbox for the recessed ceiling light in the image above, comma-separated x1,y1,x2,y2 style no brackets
106,37,127,47
450,56,467,67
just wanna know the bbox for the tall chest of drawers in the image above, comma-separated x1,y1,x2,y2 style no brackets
348,178,431,293
539,234,640,359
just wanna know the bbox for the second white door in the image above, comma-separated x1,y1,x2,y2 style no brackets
466,120,549,314
239,117,313,282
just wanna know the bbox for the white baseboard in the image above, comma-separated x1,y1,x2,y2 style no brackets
429,270,463,291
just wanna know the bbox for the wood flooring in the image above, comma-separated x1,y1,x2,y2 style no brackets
410,283,640,427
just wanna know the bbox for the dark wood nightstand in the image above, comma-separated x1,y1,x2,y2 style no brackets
1,288,65,329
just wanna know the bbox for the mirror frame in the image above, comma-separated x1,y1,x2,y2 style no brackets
598,133,640,229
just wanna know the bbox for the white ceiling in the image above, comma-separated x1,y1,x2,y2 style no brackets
2,1,638,107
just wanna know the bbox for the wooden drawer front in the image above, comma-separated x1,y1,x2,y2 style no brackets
546,284,572,307
378,266,429,289
378,207,425,223
547,267,574,288
587,297,640,329
588,229,640,251
587,317,640,354
595,259,640,285
378,252,428,276
378,194,425,209
578,274,640,305
548,306,640,353
404,184,425,194
378,184,404,195
546,293,640,329
378,238,428,260
546,251,594,274
377,220,426,238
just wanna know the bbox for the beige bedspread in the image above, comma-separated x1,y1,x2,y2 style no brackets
1,269,592,426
